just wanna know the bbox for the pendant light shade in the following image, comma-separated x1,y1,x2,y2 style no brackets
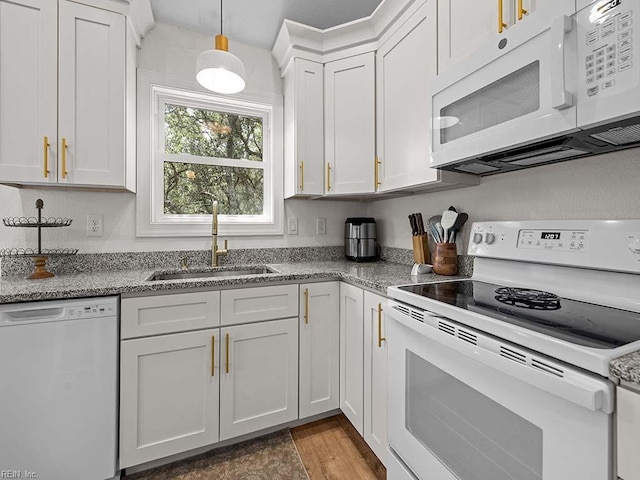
196,1,246,94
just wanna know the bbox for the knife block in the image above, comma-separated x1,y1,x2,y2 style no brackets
412,234,430,264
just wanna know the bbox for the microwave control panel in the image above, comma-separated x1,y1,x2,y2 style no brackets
580,0,636,98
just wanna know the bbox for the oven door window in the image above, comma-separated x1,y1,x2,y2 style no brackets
406,351,543,480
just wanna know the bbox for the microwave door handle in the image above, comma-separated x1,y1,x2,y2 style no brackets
551,15,574,110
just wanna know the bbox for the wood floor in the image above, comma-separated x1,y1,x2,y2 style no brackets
291,414,386,480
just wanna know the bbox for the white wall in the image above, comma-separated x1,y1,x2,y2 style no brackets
0,23,363,253
367,148,640,253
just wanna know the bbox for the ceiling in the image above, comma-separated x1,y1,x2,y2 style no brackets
150,0,384,50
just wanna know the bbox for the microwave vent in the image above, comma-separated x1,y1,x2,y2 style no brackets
508,147,588,166
454,162,500,174
590,123,640,146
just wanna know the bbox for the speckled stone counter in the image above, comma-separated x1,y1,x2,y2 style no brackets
0,260,469,304
611,351,640,387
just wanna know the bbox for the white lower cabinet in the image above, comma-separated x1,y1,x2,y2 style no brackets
617,385,640,480
340,282,365,434
299,282,340,418
119,329,220,468
363,291,388,465
219,317,299,441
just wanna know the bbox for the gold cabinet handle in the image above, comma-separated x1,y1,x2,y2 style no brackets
498,0,508,33
327,163,331,191
225,333,230,374
211,335,215,377
377,303,386,348
375,156,381,190
304,288,309,324
43,136,50,178
517,0,527,20
299,161,304,191
61,137,68,179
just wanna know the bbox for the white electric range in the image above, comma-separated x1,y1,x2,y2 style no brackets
385,219,640,480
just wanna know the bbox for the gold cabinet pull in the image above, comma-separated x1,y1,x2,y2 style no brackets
299,161,304,191
43,136,50,178
304,288,309,324
377,303,386,348
211,335,215,377
375,156,381,190
225,333,230,374
517,0,528,20
327,163,331,191
61,137,68,179
498,0,508,33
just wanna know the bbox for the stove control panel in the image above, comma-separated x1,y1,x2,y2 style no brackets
518,229,589,251
468,220,640,274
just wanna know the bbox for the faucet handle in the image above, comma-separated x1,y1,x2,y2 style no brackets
224,239,228,250
181,256,189,270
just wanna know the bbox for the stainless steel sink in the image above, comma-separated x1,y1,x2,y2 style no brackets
148,267,276,281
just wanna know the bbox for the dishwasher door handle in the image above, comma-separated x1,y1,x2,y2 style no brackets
2,308,66,324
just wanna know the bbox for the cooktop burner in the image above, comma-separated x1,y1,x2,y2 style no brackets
397,280,640,349
494,287,561,310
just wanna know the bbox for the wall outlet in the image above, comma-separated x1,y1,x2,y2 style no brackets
288,217,298,235
86,214,104,237
316,217,327,235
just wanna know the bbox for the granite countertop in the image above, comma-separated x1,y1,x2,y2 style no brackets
0,260,467,304
611,352,640,388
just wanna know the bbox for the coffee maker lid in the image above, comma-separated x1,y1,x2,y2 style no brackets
345,217,376,225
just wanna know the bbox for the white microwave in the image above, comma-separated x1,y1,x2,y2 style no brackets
431,0,640,175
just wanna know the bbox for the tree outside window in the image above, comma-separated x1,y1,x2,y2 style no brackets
163,103,265,216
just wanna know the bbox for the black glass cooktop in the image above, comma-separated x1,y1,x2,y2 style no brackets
398,280,640,349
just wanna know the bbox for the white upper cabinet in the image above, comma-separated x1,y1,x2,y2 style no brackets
58,1,125,187
284,58,325,198
438,0,510,72
324,52,376,195
0,0,132,190
438,0,553,73
0,0,58,184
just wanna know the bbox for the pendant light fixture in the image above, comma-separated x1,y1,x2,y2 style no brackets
196,0,246,94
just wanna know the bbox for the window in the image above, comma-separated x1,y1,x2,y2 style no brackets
137,71,283,237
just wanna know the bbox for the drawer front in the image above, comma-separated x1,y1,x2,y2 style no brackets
618,386,640,480
121,291,221,339
221,284,299,326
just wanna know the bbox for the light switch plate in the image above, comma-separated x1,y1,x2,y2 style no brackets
288,217,298,235
316,217,326,235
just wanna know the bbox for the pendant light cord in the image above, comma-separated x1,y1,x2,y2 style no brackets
220,0,223,35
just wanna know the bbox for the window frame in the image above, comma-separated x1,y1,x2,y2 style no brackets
136,69,284,237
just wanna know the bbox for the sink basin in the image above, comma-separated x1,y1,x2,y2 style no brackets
148,267,276,281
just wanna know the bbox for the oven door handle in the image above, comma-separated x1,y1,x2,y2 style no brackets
388,306,614,414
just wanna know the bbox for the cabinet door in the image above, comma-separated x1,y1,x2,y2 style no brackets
438,0,513,72
324,52,375,195
517,0,552,22
120,329,220,468
376,0,438,192
363,291,387,465
58,0,125,186
339,282,364,434
299,282,340,419
617,386,640,480
0,0,57,184
220,317,298,441
284,58,324,197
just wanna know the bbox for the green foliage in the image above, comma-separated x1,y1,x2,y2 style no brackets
163,103,264,215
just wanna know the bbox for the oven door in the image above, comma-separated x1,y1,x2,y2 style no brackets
431,0,577,172
387,302,614,480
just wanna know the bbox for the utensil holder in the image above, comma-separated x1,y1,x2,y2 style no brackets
412,234,430,264
432,243,458,275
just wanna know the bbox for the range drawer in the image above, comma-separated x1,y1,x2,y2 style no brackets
121,291,221,339
221,284,299,326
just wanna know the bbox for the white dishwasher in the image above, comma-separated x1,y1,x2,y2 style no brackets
0,296,118,480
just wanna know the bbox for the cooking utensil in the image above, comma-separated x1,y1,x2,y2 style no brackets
448,206,457,213
441,210,458,243
449,212,469,242
436,222,445,243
